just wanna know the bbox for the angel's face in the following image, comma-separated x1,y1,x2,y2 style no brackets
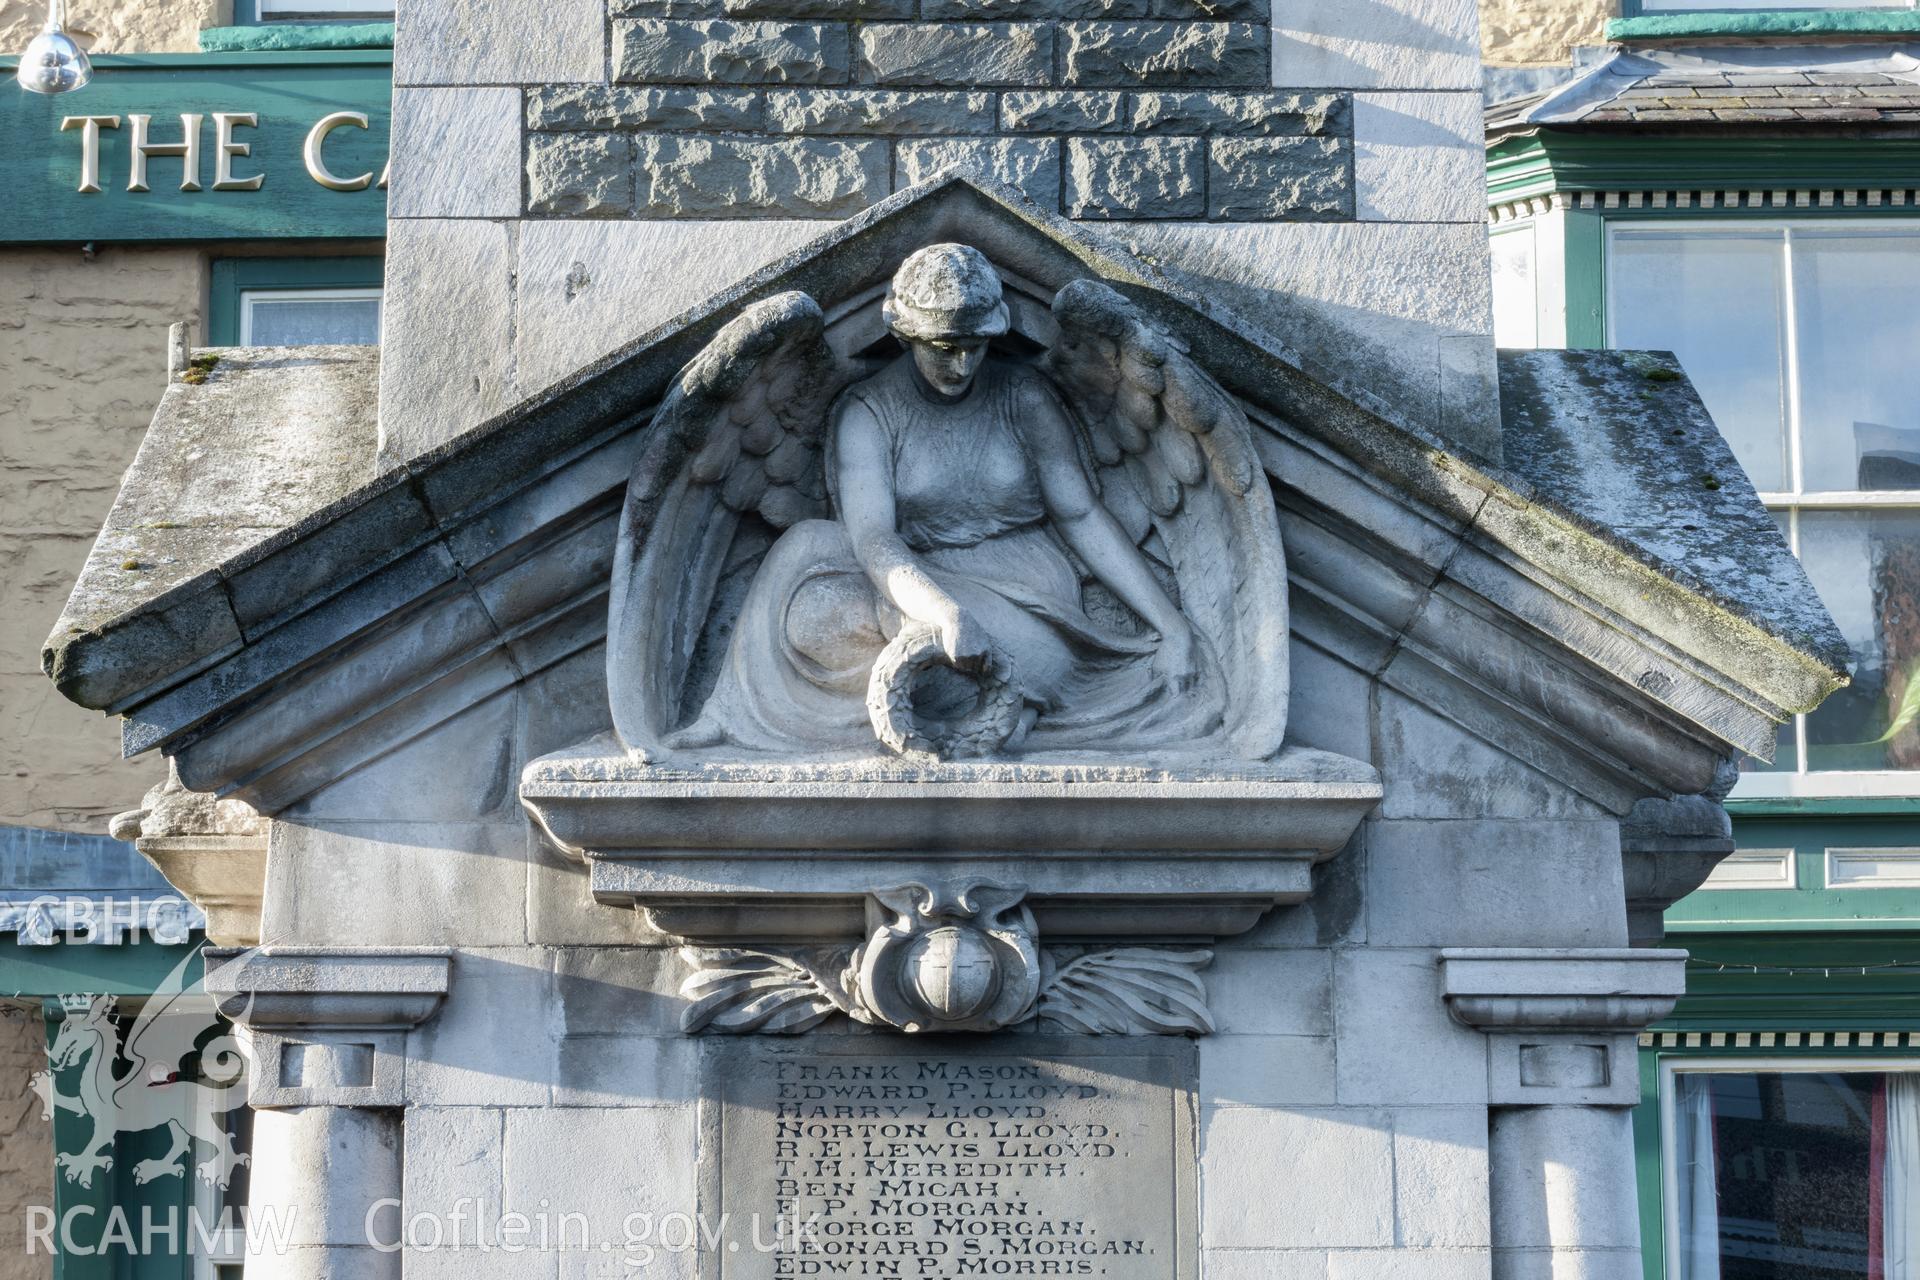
911,338,988,399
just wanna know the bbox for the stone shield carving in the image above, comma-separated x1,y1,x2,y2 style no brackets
679,881,1215,1036
853,882,1039,1032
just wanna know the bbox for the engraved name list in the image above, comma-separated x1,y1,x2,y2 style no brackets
703,1040,1197,1280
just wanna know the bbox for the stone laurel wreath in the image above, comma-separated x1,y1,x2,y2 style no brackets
680,946,1216,1037
867,624,1022,759
604,272,1290,761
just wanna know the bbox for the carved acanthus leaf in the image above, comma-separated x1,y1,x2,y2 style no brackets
1036,948,1215,1035
678,948,849,1035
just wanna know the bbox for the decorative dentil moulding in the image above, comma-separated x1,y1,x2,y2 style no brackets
680,881,1215,1036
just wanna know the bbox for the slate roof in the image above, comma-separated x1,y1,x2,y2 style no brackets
1488,46,1920,135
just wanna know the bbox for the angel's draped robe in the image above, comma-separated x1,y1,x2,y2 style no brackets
680,354,1226,754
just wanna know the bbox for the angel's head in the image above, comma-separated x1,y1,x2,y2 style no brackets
883,244,1009,399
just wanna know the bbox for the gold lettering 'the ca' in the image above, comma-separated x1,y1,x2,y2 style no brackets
128,114,205,192
60,115,120,194
304,111,374,191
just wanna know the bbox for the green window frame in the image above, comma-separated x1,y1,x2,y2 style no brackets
232,0,396,23
1634,1046,1920,1279
208,255,384,347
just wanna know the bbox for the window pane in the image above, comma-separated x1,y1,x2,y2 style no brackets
1793,231,1920,492
1797,509,1920,771
1491,224,1538,348
243,294,381,345
1610,230,1789,491
1745,512,1800,773
1670,1071,1919,1280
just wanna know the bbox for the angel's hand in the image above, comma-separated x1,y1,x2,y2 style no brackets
933,607,993,672
1152,626,1203,694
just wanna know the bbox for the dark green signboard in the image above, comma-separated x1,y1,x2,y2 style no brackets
1,50,390,244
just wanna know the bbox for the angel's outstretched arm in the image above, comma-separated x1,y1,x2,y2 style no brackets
1020,384,1199,687
835,401,990,666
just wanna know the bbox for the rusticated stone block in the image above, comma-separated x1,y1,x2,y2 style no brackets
1064,136,1203,217
613,20,851,85
724,0,914,16
526,133,634,218
857,22,1053,86
922,0,1146,17
635,135,888,216
1001,90,1127,131
1151,0,1267,17
1209,136,1353,219
894,137,1062,207
1130,90,1350,135
766,89,996,134
525,86,763,132
1060,21,1268,87
612,0,721,14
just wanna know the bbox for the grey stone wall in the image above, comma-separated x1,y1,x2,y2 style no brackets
520,0,1354,220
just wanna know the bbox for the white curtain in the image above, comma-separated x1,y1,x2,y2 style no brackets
1675,1073,1722,1280
1887,1074,1920,1280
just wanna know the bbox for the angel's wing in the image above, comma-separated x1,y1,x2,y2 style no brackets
607,292,852,757
1044,280,1289,761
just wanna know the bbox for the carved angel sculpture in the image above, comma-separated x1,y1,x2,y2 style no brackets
607,244,1289,762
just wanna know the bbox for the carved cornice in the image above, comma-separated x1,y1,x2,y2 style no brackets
524,746,1381,943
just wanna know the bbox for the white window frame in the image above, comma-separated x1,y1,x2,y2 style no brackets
1657,1055,1920,1280
1604,218,1920,798
238,286,383,346
1697,848,1798,890
1490,220,1542,349
257,0,394,17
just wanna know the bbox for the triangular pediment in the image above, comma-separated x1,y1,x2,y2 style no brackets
43,173,1845,817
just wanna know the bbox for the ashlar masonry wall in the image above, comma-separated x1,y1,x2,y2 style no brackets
381,0,1495,468
250,627,1637,1279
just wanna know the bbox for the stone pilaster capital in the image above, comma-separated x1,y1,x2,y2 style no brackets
204,947,452,1032
1440,948,1687,1108
204,947,452,1110
1438,947,1687,1034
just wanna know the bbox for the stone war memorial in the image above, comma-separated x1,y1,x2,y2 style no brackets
38,0,1852,1277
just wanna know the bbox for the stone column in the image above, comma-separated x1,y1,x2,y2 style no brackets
1439,948,1687,1280
204,948,451,1280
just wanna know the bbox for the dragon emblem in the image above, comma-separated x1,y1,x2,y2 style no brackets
29,945,251,1190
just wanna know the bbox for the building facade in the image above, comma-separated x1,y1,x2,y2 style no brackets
3,6,390,1277
1482,4,1920,1276
24,1,1860,1279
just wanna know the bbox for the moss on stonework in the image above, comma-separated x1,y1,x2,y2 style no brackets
180,354,221,386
